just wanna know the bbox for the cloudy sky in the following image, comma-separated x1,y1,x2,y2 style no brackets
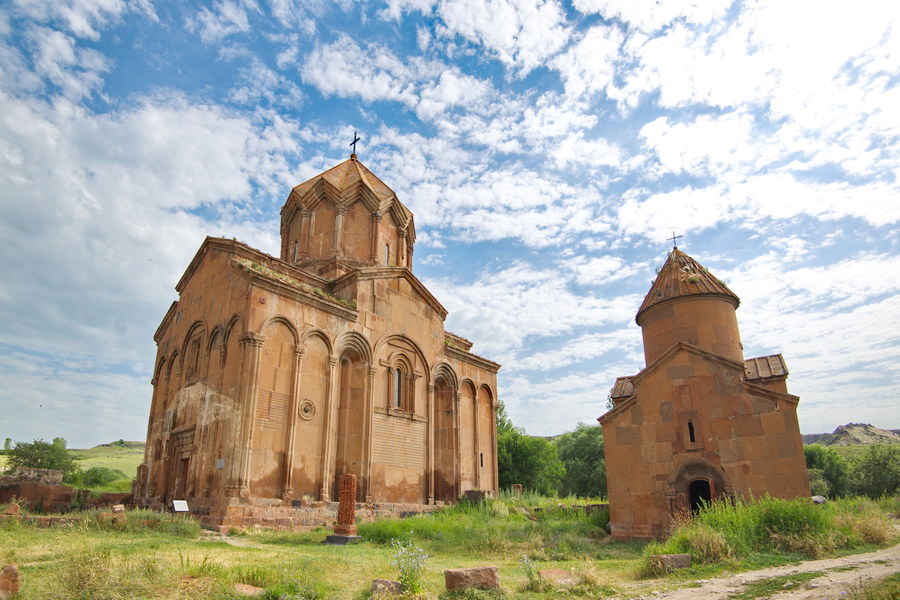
0,0,897,449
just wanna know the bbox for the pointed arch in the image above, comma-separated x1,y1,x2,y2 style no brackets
431,361,458,391
259,315,300,345
334,330,372,364
300,327,333,355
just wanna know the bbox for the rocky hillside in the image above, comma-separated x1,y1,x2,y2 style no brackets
802,423,900,446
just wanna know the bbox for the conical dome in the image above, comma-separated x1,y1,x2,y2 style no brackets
636,248,744,365
636,248,739,325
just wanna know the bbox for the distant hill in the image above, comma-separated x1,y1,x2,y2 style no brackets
802,423,900,446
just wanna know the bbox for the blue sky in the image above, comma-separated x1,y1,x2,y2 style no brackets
0,0,897,448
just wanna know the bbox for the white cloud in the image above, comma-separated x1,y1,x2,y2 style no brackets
27,26,110,99
427,262,638,362
617,174,900,241
229,57,304,109
190,0,254,43
10,0,155,40
435,0,571,74
550,23,624,98
572,0,732,32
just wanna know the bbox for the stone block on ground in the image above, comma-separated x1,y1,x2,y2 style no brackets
97,512,127,527
811,495,827,504
444,566,500,591
538,568,579,587
111,504,126,513
370,579,402,595
1,504,20,516
649,554,691,573
233,583,265,596
0,564,20,599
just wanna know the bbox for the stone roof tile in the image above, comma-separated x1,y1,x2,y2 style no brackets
636,248,739,324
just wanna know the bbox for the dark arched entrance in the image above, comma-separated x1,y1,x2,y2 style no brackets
669,460,727,515
688,479,711,513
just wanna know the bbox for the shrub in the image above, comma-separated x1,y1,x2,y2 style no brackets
391,539,428,593
5,438,78,479
81,466,127,487
850,444,900,498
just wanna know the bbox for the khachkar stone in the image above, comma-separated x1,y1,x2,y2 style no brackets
326,473,362,544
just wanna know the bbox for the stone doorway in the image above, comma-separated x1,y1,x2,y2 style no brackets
688,479,711,513
669,459,727,515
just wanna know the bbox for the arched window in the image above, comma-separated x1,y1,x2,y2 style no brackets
384,243,390,266
393,367,402,407
387,355,415,412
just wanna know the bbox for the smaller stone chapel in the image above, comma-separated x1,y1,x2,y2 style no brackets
133,153,500,529
599,247,810,539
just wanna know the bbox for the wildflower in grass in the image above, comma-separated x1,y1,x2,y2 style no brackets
391,538,428,593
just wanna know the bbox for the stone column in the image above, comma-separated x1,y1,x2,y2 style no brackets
491,404,499,495
454,391,462,500
229,331,264,498
320,355,338,501
299,209,311,259
473,397,481,489
282,347,304,499
397,226,407,267
407,242,414,270
427,383,435,504
363,365,377,503
333,206,347,258
369,213,382,265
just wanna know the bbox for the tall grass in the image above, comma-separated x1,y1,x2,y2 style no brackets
358,497,612,560
640,496,897,576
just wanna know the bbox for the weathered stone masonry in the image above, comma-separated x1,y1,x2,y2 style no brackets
133,154,500,529
600,248,810,540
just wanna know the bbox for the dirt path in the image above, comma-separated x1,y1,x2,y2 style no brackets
629,542,900,600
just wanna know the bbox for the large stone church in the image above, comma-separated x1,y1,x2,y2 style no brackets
133,153,500,528
599,247,810,539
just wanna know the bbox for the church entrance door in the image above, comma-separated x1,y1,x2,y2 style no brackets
688,479,711,513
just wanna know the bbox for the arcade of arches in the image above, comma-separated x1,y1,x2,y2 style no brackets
134,155,499,528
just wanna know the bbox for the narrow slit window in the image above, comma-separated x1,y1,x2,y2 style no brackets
688,421,696,443
384,243,390,265
393,368,402,407
480,453,484,468
291,241,298,262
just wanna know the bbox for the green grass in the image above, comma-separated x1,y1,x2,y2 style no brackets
725,571,824,600
69,442,145,474
845,572,900,600
640,496,898,578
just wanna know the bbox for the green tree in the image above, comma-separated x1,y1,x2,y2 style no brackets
80,466,127,487
5,438,78,478
555,423,606,498
850,443,900,498
496,403,565,495
2,438,11,454
804,444,850,497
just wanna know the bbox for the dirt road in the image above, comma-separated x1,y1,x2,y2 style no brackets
630,542,900,599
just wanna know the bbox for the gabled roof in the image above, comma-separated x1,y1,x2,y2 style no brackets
600,343,799,424
283,155,414,240
744,354,788,380
610,376,635,399
292,154,395,202
636,248,739,324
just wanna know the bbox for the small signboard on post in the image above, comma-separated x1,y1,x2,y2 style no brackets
171,500,189,513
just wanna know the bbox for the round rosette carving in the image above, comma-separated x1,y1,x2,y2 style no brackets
299,399,316,420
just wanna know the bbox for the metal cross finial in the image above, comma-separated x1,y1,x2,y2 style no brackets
350,131,361,154
668,231,683,249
